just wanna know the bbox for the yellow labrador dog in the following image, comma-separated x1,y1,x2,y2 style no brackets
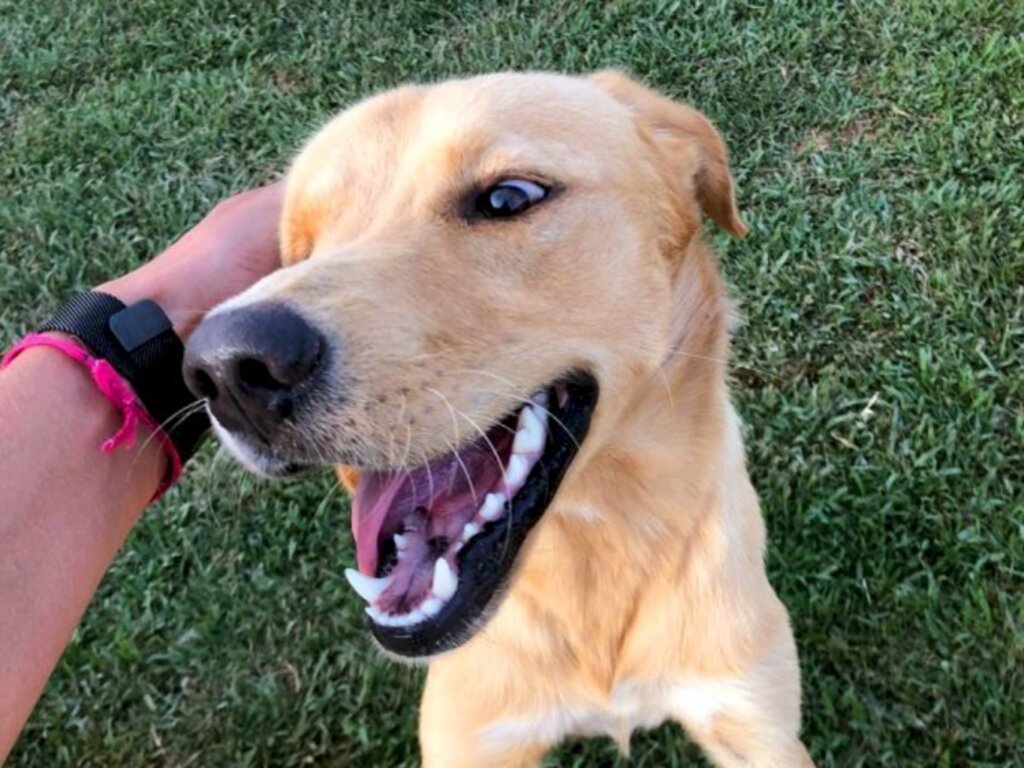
184,71,813,767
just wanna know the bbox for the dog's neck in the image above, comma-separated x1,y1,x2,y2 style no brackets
505,237,752,686
565,237,734,544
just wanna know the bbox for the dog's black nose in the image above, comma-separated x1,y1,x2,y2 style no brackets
183,303,325,439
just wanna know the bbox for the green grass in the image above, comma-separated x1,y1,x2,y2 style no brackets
2,1,1021,765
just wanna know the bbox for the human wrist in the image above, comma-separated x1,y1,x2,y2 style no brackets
20,289,208,480
1,338,168,499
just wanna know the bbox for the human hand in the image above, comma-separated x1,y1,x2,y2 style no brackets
98,182,285,340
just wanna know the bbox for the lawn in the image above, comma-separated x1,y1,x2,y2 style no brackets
1,1,1021,765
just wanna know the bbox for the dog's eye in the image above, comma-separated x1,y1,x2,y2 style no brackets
475,179,548,219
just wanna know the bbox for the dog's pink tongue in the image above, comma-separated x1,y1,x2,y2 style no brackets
351,428,514,575
351,470,416,575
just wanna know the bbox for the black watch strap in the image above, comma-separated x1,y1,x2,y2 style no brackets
39,291,209,463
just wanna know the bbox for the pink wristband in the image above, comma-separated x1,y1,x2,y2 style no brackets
1,332,183,501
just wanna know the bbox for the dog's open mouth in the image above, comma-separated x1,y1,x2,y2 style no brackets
344,372,598,657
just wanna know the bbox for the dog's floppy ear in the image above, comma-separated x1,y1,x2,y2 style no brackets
590,70,747,237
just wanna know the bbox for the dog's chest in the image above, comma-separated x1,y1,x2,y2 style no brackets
481,676,744,751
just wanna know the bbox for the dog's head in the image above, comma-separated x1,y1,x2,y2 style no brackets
184,71,745,658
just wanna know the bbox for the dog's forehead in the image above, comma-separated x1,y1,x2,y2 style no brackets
422,73,632,146
281,74,638,261
320,74,632,180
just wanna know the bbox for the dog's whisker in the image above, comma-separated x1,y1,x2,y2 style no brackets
653,346,786,384
425,387,482,507
313,477,345,520
463,385,582,454
385,393,409,469
448,369,584,452
126,400,209,486
447,404,508,510
655,366,676,414
399,420,414,471
449,367,523,393
418,446,437,506
204,442,231,517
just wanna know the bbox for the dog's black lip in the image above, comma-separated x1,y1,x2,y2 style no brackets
368,371,598,658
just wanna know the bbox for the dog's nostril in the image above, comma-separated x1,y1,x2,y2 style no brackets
183,303,327,436
237,357,289,392
192,368,219,400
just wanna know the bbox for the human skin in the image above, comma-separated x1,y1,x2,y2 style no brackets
0,183,282,761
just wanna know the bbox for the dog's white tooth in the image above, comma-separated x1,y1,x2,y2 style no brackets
368,610,403,626
505,454,529,489
405,607,427,626
462,521,481,541
345,568,393,604
534,404,549,426
513,406,546,454
387,608,426,627
421,596,443,617
527,398,550,427
432,558,458,600
480,492,507,521
394,533,409,552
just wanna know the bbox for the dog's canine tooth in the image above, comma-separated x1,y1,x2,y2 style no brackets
529,395,550,427
513,406,546,454
421,596,444,617
480,492,506,521
345,568,394,604
394,533,409,552
461,521,481,541
534,405,549,426
432,558,457,600
505,454,529,490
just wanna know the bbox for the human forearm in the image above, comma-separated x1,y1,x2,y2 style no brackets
0,182,283,760
0,349,164,760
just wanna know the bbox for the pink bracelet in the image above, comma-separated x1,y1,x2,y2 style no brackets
1,332,183,501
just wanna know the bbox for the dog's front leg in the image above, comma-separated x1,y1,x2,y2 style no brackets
672,623,814,768
418,660,550,768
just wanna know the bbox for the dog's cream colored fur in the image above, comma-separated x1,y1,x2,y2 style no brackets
236,71,812,766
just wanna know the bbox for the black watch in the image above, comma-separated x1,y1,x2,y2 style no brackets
39,291,209,464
